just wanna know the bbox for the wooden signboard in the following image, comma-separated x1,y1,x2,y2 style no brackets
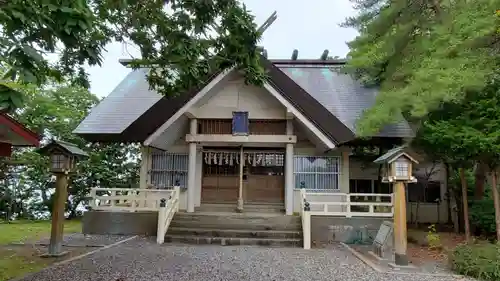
372,221,394,259
374,221,393,246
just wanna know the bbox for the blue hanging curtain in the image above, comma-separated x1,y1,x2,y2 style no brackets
232,111,249,135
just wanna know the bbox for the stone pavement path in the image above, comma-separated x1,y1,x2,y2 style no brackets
18,237,472,281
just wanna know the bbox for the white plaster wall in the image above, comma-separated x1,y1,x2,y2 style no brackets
191,77,286,119
407,202,449,224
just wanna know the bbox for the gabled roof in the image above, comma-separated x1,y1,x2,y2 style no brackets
373,145,419,164
74,56,413,145
73,69,162,136
0,113,41,146
275,62,413,138
37,139,88,158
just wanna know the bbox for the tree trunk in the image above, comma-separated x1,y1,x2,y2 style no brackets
460,168,471,242
492,170,500,241
474,162,487,199
445,163,453,225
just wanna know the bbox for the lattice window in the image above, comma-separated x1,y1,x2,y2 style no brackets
395,158,410,177
150,152,188,188
294,156,340,191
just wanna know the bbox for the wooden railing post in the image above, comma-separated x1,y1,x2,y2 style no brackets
174,185,180,212
345,194,352,218
303,201,311,249
110,190,116,208
157,198,167,244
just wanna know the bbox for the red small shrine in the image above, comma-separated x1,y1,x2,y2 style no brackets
0,112,41,156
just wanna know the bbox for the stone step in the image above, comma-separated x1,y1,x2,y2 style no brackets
174,212,300,224
167,227,302,239
164,234,303,247
169,220,301,231
196,204,285,213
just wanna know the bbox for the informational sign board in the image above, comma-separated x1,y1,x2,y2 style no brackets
374,221,393,246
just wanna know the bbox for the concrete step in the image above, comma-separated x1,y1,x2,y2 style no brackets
167,227,302,239
164,234,303,247
171,213,301,231
174,212,300,223
169,220,301,231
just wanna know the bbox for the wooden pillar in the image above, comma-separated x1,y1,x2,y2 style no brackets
393,181,408,265
187,118,197,213
48,173,68,256
237,146,244,211
285,119,294,215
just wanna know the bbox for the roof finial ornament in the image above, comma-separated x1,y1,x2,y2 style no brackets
320,49,329,60
291,49,298,60
262,49,268,58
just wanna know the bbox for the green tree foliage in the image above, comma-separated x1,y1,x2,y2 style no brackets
415,80,500,167
0,0,265,112
413,79,500,240
344,0,500,135
1,85,139,220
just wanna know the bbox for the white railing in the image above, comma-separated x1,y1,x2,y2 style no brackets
299,190,394,249
88,187,175,212
156,186,180,244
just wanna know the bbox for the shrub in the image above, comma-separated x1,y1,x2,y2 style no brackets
470,198,496,236
450,242,500,281
426,224,442,250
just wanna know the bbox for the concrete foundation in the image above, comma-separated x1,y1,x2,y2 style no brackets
83,211,158,235
311,216,390,244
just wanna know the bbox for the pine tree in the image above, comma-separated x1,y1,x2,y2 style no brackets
344,0,500,135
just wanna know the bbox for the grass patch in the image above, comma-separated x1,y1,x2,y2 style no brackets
0,220,82,281
0,220,81,244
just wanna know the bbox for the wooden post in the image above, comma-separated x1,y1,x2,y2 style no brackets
237,146,244,211
47,173,68,256
303,212,311,249
393,181,408,265
157,198,167,244
174,185,180,212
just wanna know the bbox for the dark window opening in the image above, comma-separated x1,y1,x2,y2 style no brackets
407,181,441,203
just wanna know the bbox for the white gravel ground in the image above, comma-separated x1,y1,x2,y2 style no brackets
18,237,473,281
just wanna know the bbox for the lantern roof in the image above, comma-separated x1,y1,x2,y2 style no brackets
373,145,418,165
37,139,88,158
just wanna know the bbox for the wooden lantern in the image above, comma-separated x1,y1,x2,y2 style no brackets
374,146,418,183
37,140,88,174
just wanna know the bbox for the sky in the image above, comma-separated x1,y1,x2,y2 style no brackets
85,0,359,98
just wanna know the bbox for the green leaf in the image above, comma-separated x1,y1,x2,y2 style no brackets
10,10,26,22
22,45,44,63
21,70,37,84
10,91,24,108
60,7,74,13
